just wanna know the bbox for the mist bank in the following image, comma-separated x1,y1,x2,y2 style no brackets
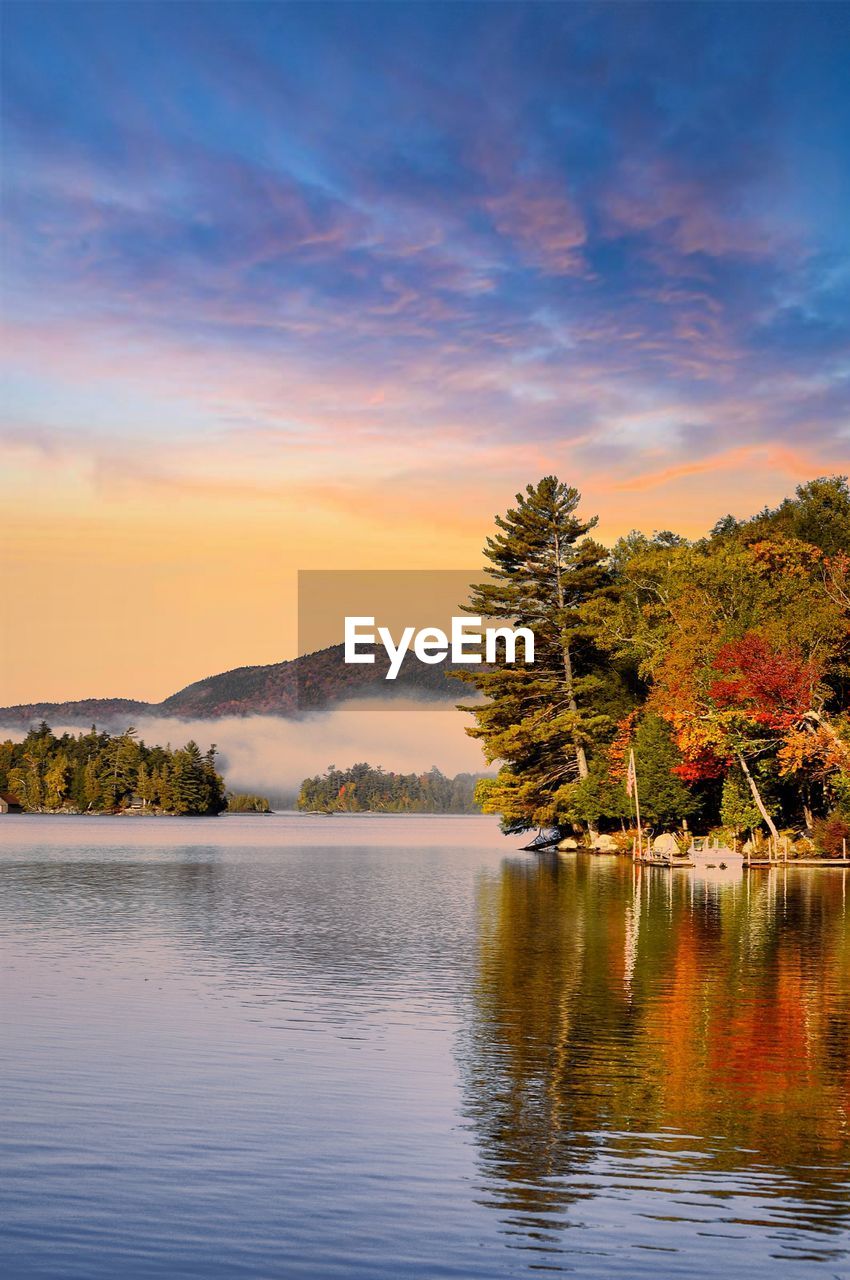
0,699,487,801
0,643,466,727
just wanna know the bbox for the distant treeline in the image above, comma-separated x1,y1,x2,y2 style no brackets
0,722,226,815
297,763,487,813
225,793,271,813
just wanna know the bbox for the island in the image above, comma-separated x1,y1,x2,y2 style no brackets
0,722,228,816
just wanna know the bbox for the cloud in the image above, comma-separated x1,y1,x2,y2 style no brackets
599,159,796,263
2,1,848,701
484,180,587,275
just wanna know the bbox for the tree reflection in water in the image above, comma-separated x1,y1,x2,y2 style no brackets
460,855,850,1268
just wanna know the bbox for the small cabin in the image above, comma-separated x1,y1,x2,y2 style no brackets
0,792,23,814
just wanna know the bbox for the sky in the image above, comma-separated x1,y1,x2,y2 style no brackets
2,1,849,704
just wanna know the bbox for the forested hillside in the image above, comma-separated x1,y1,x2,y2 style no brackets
0,644,464,727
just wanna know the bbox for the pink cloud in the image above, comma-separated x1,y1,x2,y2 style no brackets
484,179,587,275
601,160,800,261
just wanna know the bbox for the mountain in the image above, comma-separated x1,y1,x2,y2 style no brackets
0,645,467,728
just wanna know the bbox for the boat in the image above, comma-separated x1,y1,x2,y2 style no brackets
635,852,695,868
688,838,744,879
521,828,562,852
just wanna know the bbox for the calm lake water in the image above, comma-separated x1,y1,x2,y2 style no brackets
1,814,848,1279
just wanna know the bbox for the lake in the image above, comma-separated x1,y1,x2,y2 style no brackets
1,814,848,1278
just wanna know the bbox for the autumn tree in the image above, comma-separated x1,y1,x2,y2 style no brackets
44,751,71,810
591,479,850,838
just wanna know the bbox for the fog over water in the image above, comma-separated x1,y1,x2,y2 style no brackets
0,699,488,796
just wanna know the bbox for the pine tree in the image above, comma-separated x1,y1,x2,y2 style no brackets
154,765,174,812
83,758,102,811
136,762,155,808
97,728,138,810
720,770,763,842
171,741,212,814
457,477,615,833
202,745,226,814
631,714,700,829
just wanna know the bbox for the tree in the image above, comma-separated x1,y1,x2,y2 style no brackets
630,714,700,829
720,770,763,843
100,727,140,810
457,477,620,833
501,473,850,838
171,741,209,814
44,751,71,810
202,745,227,814
554,761,631,830
226,793,272,813
8,763,42,811
83,758,102,811
708,633,832,835
153,765,174,812
0,740,14,791
607,524,849,836
788,476,850,556
136,762,155,808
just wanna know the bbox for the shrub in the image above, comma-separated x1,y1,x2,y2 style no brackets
812,813,850,858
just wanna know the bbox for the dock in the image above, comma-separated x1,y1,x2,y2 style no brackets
745,858,849,868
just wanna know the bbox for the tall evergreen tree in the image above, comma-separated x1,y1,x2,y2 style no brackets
100,727,140,810
83,758,102,811
202,745,227,814
457,477,617,833
171,741,208,814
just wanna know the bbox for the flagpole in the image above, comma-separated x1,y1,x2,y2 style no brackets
628,749,643,860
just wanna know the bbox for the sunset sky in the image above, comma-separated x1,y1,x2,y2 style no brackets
2,2,849,704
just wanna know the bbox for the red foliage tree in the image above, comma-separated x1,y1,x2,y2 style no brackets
708,633,822,733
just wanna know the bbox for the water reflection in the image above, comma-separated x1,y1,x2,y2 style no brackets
461,855,850,1269
0,840,477,1005
1,819,848,1277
